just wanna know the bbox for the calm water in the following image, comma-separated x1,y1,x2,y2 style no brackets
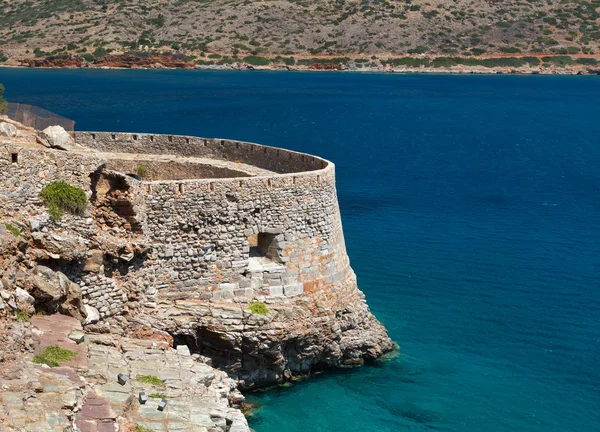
2,69,600,432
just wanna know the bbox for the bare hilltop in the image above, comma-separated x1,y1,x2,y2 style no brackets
1,0,599,73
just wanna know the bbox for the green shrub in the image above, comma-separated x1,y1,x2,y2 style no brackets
15,310,29,322
243,55,270,66
33,345,77,367
248,301,269,315
137,165,148,179
408,45,429,54
0,83,6,115
136,375,165,386
576,58,597,65
148,393,168,399
500,46,521,53
40,181,87,222
3,222,23,238
541,56,574,67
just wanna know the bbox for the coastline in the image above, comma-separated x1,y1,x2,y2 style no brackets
1,52,599,76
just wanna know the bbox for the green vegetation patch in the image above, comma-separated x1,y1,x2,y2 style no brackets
3,222,23,238
137,165,148,179
15,310,29,322
243,55,270,66
33,345,77,367
248,301,269,315
541,56,575,67
136,375,165,386
148,393,168,399
135,425,154,432
40,181,87,222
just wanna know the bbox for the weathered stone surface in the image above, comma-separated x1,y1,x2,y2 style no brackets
0,121,17,137
41,125,75,150
84,305,100,324
29,266,87,322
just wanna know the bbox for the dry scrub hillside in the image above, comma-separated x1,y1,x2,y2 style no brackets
0,0,599,63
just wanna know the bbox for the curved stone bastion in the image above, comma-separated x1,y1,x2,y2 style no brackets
1,126,396,389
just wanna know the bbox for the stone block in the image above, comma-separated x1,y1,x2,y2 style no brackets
158,399,168,411
283,284,304,296
117,373,128,385
269,286,283,297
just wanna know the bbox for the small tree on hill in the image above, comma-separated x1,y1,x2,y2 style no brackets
0,83,6,115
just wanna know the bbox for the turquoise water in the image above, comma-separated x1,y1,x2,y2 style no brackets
2,69,600,431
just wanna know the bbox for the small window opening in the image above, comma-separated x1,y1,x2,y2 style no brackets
168,136,173,143
249,232,278,260
111,134,116,140
11,153,18,163
133,134,138,141
91,133,96,139
185,138,190,144
150,135,155,142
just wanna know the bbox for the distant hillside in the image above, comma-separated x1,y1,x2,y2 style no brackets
0,0,599,68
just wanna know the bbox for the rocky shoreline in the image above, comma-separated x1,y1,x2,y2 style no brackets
1,53,600,75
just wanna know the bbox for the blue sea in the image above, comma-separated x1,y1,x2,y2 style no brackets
2,69,599,432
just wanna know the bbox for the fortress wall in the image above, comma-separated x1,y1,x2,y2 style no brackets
141,163,354,302
75,132,328,174
1,133,354,313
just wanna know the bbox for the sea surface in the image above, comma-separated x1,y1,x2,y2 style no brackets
2,68,600,432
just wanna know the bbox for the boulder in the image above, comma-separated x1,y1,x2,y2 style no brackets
84,305,100,325
0,121,17,137
28,266,87,322
40,125,75,150
15,287,34,305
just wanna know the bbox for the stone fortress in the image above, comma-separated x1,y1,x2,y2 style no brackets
0,116,395,430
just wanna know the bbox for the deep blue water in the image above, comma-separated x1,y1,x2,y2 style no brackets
2,69,600,432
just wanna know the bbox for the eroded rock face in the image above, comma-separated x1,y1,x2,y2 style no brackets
160,278,395,389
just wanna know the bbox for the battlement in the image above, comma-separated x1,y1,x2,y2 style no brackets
75,132,329,176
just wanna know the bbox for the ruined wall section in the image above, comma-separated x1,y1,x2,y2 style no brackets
0,144,134,319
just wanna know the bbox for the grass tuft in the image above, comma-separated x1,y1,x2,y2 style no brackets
33,345,77,367
148,393,168,399
3,222,23,238
40,181,87,222
135,425,154,432
248,301,269,315
136,375,165,386
15,310,29,322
